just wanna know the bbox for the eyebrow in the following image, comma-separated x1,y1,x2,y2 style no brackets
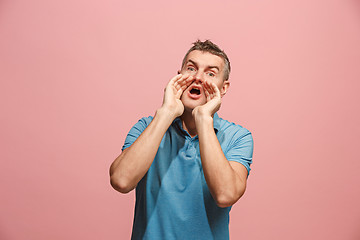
187,59,220,71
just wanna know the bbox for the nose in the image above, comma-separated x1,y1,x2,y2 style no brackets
192,71,204,84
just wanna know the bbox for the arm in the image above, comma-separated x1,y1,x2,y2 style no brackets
109,74,193,193
193,81,248,208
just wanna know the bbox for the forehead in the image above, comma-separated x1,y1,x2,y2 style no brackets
184,50,225,70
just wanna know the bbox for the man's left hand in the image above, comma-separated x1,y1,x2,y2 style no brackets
192,81,221,119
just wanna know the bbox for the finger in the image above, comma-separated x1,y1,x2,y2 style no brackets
174,74,190,90
179,76,194,91
168,74,183,91
207,82,215,98
169,74,182,85
176,81,194,100
203,82,212,101
211,82,221,97
205,81,218,98
174,75,193,97
176,75,193,92
203,81,213,97
204,86,211,101
178,74,192,85
203,86,208,98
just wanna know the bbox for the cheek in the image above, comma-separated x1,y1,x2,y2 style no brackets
186,70,197,77
212,80,224,90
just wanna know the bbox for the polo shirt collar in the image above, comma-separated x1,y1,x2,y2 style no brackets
173,113,221,134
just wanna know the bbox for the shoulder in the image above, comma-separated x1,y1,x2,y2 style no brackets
215,115,253,151
216,115,252,138
136,115,154,126
216,115,254,174
129,116,154,131
121,116,154,151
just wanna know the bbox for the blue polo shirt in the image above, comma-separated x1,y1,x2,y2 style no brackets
122,113,253,240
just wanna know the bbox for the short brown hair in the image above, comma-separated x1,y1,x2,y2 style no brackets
181,40,231,80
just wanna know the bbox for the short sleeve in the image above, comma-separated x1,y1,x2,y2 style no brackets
225,129,254,176
121,116,153,151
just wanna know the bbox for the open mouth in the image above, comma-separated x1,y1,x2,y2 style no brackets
187,85,202,100
190,88,201,95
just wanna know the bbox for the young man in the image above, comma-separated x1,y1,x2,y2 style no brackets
110,40,254,239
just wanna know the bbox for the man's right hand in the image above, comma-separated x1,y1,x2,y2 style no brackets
110,74,193,193
160,74,193,118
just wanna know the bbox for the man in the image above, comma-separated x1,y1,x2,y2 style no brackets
110,40,254,239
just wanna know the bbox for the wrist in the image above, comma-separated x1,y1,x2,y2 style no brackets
195,114,213,135
194,112,213,126
193,107,212,121
156,106,178,121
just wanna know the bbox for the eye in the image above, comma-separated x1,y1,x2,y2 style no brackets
187,66,195,71
208,72,215,77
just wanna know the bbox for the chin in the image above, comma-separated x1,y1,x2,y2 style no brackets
181,98,206,112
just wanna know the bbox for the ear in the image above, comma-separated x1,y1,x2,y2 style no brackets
220,80,230,97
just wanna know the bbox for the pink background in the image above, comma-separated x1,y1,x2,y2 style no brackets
1,0,360,239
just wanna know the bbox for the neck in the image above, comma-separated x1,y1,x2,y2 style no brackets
180,109,197,137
